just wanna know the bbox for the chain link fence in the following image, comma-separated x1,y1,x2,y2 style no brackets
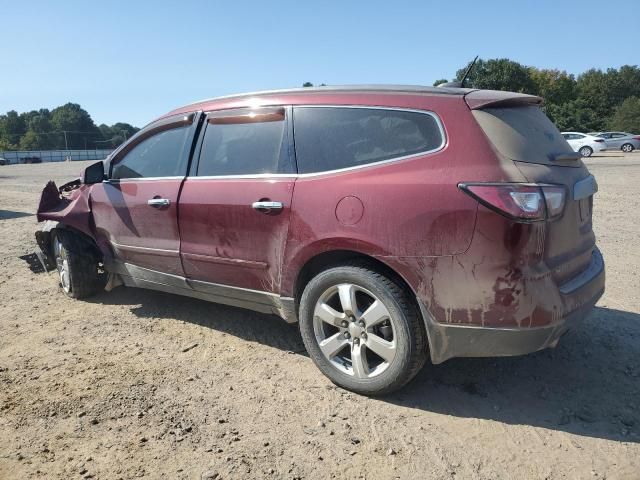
0,149,113,164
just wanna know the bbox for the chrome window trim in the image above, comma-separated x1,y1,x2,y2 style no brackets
105,176,184,183
187,105,447,180
186,173,297,180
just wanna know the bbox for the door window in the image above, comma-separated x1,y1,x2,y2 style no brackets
197,108,291,176
111,121,193,179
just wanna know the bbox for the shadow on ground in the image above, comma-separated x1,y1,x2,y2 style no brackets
90,286,307,354
90,286,639,443
0,210,33,220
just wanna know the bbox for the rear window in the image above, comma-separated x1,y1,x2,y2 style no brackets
293,107,444,174
473,106,576,164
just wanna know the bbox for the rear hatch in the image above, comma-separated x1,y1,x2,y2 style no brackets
468,94,597,287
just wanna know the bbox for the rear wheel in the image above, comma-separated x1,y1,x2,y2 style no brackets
298,264,427,395
52,230,105,299
579,146,593,157
621,143,634,153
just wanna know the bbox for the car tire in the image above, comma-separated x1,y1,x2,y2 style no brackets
298,263,427,395
579,146,593,157
621,143,634,153
52,229,106,299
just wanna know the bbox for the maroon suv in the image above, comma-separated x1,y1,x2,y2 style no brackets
35,85,604,395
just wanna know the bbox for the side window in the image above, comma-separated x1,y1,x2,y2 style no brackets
611,133,625,138
111,124,191,180
562,133,570,139
293,107,444,174
197,108,290,176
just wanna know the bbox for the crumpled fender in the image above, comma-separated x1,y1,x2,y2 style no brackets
36,180,94,239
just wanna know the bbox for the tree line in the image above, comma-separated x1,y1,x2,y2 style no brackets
433,58,640,133
0,103,139,151
305,59,640,133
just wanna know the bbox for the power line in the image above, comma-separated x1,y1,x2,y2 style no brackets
1,130,107,139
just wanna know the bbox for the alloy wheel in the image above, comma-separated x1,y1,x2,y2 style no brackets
53,237,71,293
312,283,397,378
579,147,592,157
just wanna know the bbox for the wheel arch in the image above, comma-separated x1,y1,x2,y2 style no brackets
36,221,103,263
292,248,426,327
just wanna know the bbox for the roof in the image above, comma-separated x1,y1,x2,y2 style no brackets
163,84,543,121
181,84,475,109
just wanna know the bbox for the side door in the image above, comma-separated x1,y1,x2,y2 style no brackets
178,106,296,293
91,113,199,276
571,133,587,150
608,132,626,149
563,133,579,151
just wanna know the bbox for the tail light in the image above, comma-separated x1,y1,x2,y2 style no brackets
458,183,566,222
633,136,640,140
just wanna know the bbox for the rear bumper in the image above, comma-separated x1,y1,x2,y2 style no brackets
422,248,605,364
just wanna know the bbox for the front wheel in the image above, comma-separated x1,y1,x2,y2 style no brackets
579,146,593,157
298,264,427,395
621,143,634,153
52,230,105,299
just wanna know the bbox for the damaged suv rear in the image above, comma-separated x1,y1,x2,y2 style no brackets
35,85,605,395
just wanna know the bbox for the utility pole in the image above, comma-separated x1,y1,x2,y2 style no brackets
63,131,69,150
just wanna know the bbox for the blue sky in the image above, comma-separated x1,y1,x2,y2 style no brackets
1,0,637,127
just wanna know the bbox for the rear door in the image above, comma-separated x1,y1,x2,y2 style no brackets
178,107,296,293
91,113,198,276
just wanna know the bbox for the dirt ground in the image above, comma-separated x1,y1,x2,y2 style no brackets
1,153,639,480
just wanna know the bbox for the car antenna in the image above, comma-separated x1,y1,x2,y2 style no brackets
438,56,479,88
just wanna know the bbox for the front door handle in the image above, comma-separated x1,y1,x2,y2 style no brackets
252,201,283,213
147,198,171,208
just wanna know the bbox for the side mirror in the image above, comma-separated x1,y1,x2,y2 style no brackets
82,161,105,184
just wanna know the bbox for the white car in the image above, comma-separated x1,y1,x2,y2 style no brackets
561,132,606,157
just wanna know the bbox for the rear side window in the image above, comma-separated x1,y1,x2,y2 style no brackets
197,108,290,176
473,106,576,164
111,126,191,179
293,107,444,174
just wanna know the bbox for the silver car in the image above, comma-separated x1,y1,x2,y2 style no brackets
592,132,640,153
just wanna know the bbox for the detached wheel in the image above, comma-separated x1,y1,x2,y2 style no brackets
579,146,593,157
621,143,634,153
299,264,427,395
52,230,105,299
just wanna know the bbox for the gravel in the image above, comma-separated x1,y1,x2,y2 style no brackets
0,153,639,479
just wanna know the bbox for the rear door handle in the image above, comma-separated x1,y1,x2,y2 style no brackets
252,201,283,212
147,198,171,207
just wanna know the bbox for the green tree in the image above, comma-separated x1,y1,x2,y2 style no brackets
0,110,26,146
0,138,15,151
529,68,577,105
302,82,314,87
19,130,47,150
50,103,100,149
608,96,640,132
455,58,535,93
546,99,601,132
432,78,448,87
110,122,138,141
